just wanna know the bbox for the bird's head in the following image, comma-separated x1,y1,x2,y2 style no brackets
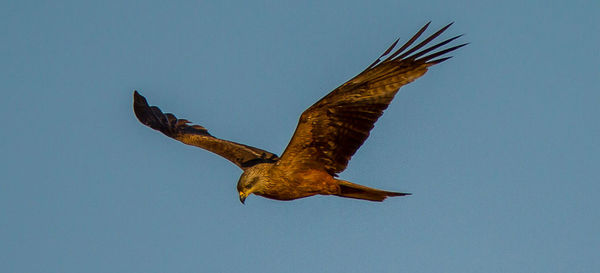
236,166,266,204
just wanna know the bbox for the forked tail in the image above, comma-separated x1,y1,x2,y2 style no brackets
335,180,411,202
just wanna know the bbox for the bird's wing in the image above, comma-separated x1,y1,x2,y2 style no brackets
133,91,279,170
277,22,466,175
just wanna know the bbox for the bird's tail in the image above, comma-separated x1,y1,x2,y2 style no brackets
335,180,410,202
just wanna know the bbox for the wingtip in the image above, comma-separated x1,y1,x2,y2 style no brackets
452,42,470,51
438,21,454,33
428,56,453,65
133,90,148,104
133,90,144,101
421,21,432,33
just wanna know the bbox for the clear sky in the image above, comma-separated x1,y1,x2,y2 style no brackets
1,0,599,272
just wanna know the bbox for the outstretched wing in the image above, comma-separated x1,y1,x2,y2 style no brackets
133,91,279,169
277,22,466,175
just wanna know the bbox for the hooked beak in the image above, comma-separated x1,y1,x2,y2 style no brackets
239,192,247,204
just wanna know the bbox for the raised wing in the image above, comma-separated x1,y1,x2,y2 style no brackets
133,91,279,169
277,22,466,175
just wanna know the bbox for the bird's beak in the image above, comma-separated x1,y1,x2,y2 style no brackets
239,192,247,204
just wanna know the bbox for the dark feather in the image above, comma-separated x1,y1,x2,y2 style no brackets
133,91,279,169
277,23,465,175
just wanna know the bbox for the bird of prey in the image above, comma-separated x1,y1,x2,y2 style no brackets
133,22,466,203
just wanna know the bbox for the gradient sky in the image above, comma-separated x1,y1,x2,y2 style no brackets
2,0,599,272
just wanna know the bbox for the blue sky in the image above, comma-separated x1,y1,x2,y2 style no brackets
1,0,599,272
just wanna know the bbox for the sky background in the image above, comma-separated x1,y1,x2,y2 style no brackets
1,0,599,272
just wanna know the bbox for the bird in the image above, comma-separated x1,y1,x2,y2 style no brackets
133,22,466,203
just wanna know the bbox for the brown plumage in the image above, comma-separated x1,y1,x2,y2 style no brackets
133,22,466,203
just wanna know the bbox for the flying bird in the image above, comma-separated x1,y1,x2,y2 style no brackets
133,22,466,203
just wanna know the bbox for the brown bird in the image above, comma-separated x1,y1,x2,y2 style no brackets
133,22,466,203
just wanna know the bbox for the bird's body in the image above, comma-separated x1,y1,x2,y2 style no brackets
133,22,466,203
238,163,338,201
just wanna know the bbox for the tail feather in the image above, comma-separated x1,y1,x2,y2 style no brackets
335,180,410,202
